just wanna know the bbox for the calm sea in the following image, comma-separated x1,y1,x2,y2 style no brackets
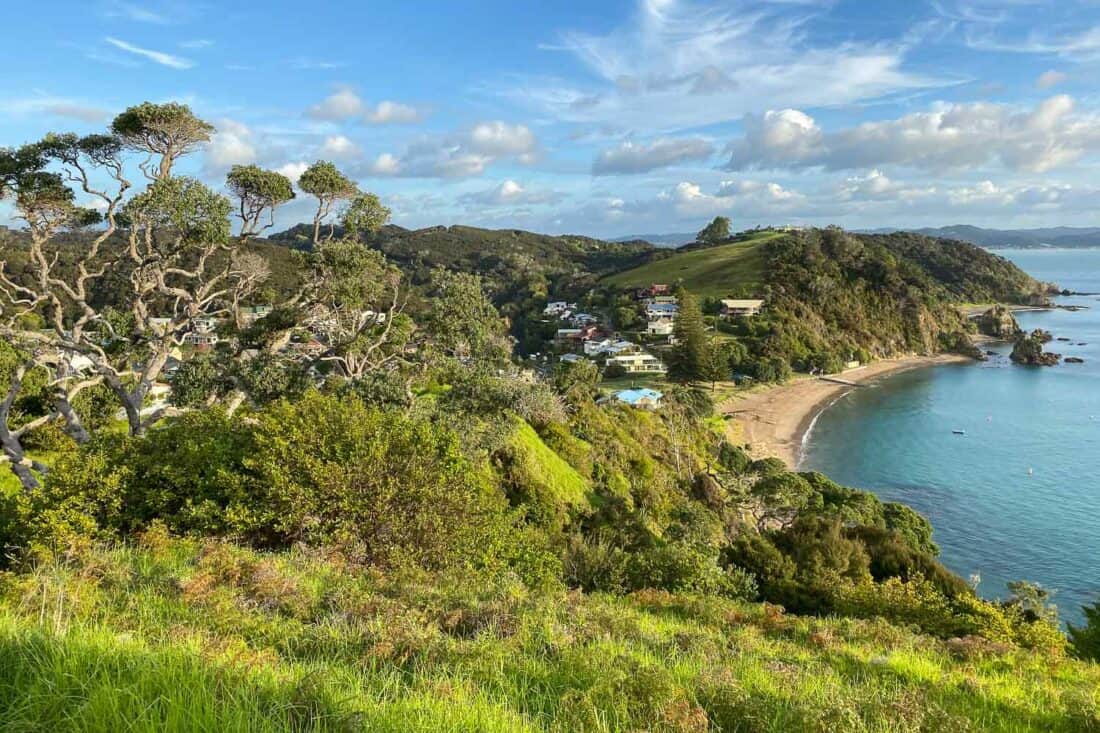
800,248,1100,625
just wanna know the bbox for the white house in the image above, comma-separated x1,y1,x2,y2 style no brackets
608,351,667,374
585,338,636,357
647,319,675,336
184,332,218,346
543,301,576,317
720,299,765,317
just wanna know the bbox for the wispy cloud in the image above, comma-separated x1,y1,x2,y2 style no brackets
104,37,194,69
179,39,213,49
504,0,941,130
291,58,348,70
104,1,173,24
1,96,111,123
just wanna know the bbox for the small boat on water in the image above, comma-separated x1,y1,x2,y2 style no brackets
952,429,966,435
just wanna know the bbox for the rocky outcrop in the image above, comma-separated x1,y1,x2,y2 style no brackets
977,305,1022,339
1010,329,1061,366
1066,357,1085,364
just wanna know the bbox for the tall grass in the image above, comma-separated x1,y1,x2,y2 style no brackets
0,537,1097,731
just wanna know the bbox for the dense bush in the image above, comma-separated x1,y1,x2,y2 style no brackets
5,393,529,574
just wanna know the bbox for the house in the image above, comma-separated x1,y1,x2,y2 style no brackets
570,312,598,327
556,324,599,346
184,331,218,347
647,295,678,306
292,340,327,357
645,302,680,320
240,304,273,325
584,338,636,357
636,284,670,299
543,301,577,318
647,319,675,336
608,351,667,374
613,388,664,409
720,299,765,318
191,316,219,333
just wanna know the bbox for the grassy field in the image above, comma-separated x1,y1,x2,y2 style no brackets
0,537,1097,732
603,231,782,299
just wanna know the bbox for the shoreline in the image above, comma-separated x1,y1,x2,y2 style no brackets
719,354,973,468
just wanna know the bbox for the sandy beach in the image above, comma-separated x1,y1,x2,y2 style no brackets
719,354,973,468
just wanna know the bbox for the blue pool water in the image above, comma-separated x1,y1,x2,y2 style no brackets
800,249,1100,624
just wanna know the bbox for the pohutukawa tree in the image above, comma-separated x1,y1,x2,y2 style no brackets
0,102,405,489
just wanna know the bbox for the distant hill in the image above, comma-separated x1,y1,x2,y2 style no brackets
611,232,695,248
865,225,1100,249
603,230,781,298
603,227,1047,365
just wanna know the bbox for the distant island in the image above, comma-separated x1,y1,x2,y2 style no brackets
861,225,1100,249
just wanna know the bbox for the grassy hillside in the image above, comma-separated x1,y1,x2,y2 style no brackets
1,537,1097,732
603,231,780,298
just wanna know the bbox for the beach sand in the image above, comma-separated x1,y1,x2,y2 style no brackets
719,354,973,468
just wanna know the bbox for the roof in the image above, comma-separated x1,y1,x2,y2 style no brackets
646,303,679,312
721,299,765,309
614,388,664,404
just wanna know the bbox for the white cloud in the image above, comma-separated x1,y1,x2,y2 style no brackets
365,121,538,179
205,119,257,171
367,153,402,175
364,100,423,124
509,0,940,130
593,137,714,175
464,121,537,156
725,96,1100,174
276,161,310,183
1037,70,1068,89
179,39,213,49
307,90,424,125
307,89,364,121
104,37,194,69
460,180,565,207
320,134,361,159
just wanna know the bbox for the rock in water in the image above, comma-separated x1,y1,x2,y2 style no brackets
1065,357,1085,364
1010,329,1061,366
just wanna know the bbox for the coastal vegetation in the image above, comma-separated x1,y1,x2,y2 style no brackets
0,104,1096,730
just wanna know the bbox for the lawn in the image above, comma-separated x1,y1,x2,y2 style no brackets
603,231,782,299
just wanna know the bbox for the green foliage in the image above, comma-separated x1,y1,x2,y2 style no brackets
296,160,356,200
426,269,513,366
497,419,591,529
0,538,1095,732
1070,600,1100,662
697,215,731,245
340,193,391,239
226,165,294,210
110,102,214,166
123,176,232,245
667,290,708,382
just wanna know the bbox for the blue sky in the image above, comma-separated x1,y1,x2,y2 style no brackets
5,0,1100,236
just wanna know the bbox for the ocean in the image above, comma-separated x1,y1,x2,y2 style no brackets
800,248,1100,625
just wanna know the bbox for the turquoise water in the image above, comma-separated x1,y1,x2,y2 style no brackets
800,249,1100,625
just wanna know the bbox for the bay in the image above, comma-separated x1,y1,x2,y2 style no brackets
800,248,1100,625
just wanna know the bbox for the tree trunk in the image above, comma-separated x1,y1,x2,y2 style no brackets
54,390,91,445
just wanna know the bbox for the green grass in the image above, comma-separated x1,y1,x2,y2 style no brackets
603,231,782,298
0,538,1097,732
505,419,592,511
